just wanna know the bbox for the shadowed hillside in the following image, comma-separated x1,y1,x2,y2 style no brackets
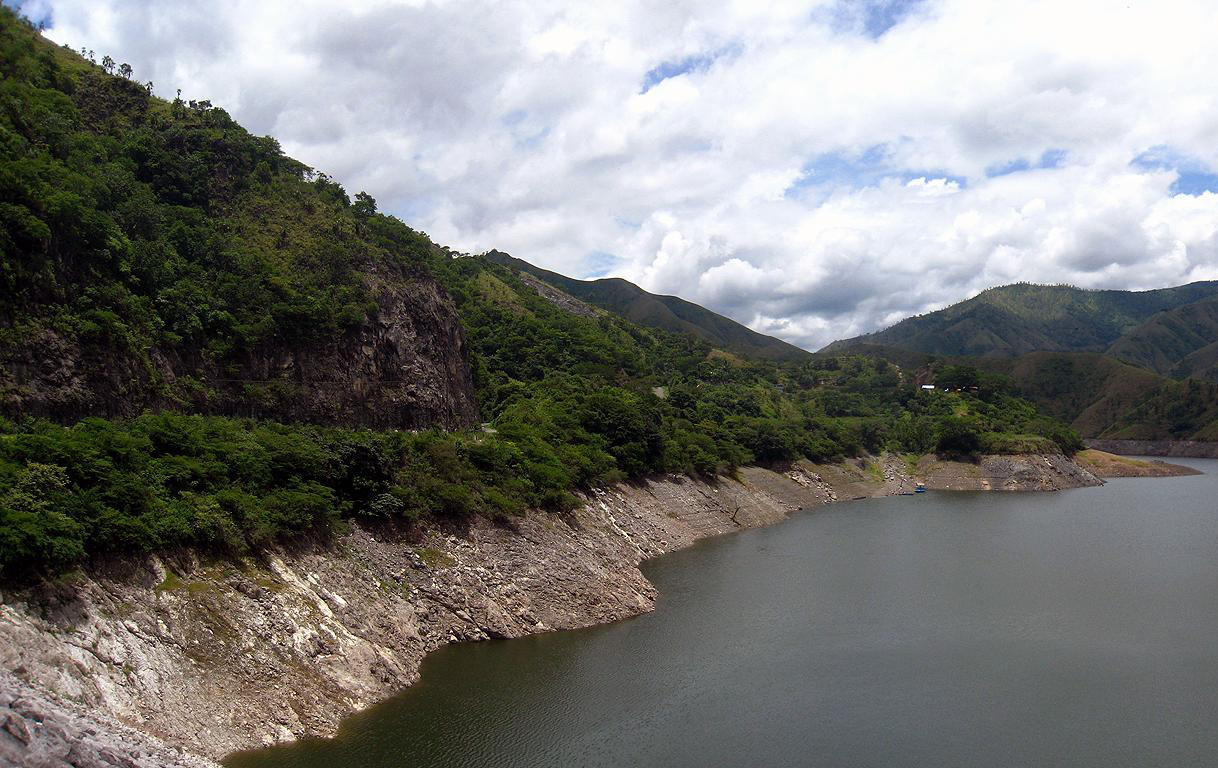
1106,295,1218,381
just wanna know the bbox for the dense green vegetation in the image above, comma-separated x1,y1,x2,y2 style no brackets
0,7,464,427
0,9,1084,580
1,13,372,362
0,412,596,576
485,250,811,362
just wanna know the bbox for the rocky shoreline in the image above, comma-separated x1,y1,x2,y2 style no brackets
0,453,1104,766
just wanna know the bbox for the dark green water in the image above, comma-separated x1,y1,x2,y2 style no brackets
228,459,1218,768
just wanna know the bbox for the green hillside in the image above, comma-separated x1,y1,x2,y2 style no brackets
826,281,1218,359
971,352,1167,436
1100,378,1218,441
826,280,1218,444
1105,295,1218,380
0,7,476,429
0,8,1084,580
484,250,811,362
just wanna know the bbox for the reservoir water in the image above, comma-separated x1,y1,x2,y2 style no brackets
228,459,1218,768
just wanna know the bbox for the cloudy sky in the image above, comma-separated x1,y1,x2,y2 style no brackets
17,0,1218,349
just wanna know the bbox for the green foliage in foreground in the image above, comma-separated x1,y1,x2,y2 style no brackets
0,412,587,576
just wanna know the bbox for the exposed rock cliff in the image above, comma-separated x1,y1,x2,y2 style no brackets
0,454,1103,765
1,268,478,431
0,674,217,768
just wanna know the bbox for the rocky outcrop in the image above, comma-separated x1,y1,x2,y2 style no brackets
0,469,821,763
914,453,1102,491
0,268,478,431
0,674,217,768
1085,438,1218,459
1074,449,1202,477
514,271,602,319
0,453,1104,765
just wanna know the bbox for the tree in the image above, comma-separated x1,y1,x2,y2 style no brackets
353,191,377,218
119,62,132,79
101,54,115,74
935,414,982,457
936,365,980,391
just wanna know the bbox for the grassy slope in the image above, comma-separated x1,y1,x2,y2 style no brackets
484,250,811,362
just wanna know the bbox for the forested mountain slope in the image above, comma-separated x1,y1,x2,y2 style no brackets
825,281,1218,359
0,9,476,429
1106,295,1218,380
824,279,1218,444
484,250,811,361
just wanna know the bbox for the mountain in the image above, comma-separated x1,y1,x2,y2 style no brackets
825,281,1218,360
825,278,1218,443
0,12,476,429
1105,294,1218,381
483,250,811,361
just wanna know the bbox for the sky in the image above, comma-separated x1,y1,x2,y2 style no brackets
16,0,1218,350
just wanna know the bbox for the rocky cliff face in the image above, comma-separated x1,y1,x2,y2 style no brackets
0,454,1102,766
0,675,217,768
0,268,478,431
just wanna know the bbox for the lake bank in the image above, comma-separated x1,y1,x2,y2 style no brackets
0,451,1120,764
229,459,1218,768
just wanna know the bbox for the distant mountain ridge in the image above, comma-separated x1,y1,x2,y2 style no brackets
824,281,1218,374
484,250,811,361
824,281,1218,446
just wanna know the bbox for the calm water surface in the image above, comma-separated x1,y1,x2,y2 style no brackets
228,459,1218,768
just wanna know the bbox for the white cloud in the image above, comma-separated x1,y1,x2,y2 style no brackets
30,0,1218,349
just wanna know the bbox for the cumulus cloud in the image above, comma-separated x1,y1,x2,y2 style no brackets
23,0,1218,348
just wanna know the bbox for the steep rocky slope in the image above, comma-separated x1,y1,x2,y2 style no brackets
2,266,478,430
0,10,477,431
1,454,1101,765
